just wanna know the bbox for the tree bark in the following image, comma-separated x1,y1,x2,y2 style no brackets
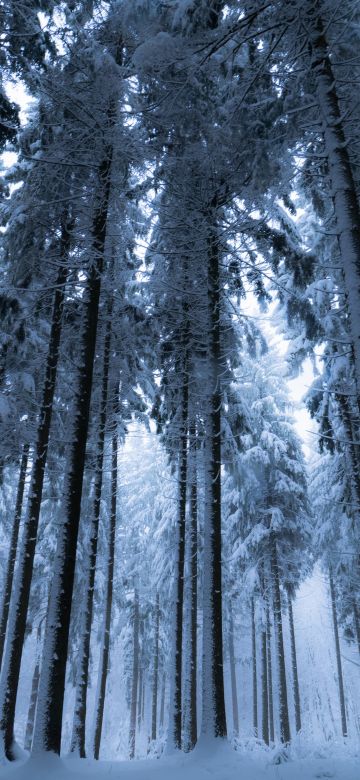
266,606,274,743
288,593,301,733
306,4,360,394
137,666,143,732
24,655,40,752
336,393,360,508
187,423,198,750
70,299,113,758
168,379,188,750
261,627,269,745
353,601,360,657
0,219,72,760
32,141,113,755
160,674,166,730
271,537,291,744
151,593,160,742
129,590,140,760
0,443,29,670
93,423,118,759
251,597,258,738
329,568,347,737
201,223,227,739
228,602,239,738
141,676,145,724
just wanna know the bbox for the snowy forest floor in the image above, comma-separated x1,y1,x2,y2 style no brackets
0,740,359,780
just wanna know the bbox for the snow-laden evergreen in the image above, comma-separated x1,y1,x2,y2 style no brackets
1,0,360,777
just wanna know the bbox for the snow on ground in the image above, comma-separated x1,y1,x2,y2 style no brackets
0,739,359,780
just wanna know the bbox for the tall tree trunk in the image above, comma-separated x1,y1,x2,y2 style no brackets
261,627,269,745
187,423,198,750
353,601,360,657
0,443,29,670
0,219,72,761
24,655,40,753
306,3,360,393
32,142,113,756
70,300,113,757
168,379,188,750
129,590,140,760
288,593,301,734
251,597,258,738
271,537,291,744
151,593,160,742
228,602,239,738
201,223,226,739
160,674,166,730
329,568,347,737
141,677,145,724
137,667,143,733
266,606,274,743
93,425,118,759
336,393,360,507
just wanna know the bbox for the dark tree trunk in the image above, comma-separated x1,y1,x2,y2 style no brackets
93,423,118,759
187,424,198,750
353,601,360,657
336,393,360,507
201,223,226,739
251,598,258,738
137,667,143,732
0,443,29,670
261,627,269,745
32,142,113,755
329,568,347,737
151,593,160,742
169,379,188,750
271,537,291,744
24,656,40,752
266,606,274,743
129,590,140,760
0,219,72,760
228,602,239,738
287,593,301,733
141,676,145,724
70,300,113,758
160,674,166,730
306,3,360,392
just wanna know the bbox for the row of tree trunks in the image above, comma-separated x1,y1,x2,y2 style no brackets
251,591,294,746
0,218,72,760
70,297,113,757
32,141,114,755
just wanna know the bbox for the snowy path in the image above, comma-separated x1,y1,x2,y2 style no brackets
0,741,359,780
